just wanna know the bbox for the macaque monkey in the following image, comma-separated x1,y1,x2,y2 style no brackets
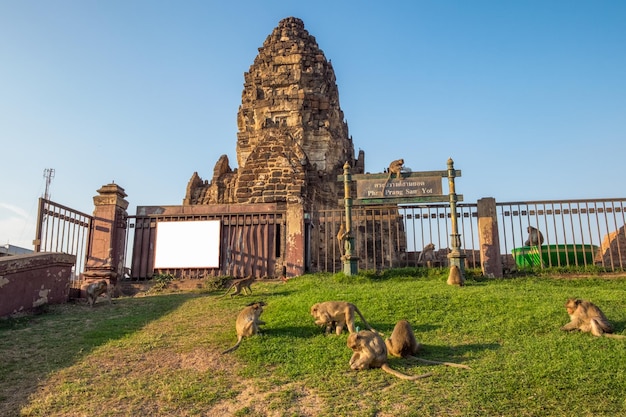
524,226,544,246
385,320,471,369
447,265,464,286
387,159,404,180
347,330,433,380
310,301,374,334
337,223,349,257
220,276,256,298
560,298,625,339
417,243,437,267
222,301,266,354
86,280,111,307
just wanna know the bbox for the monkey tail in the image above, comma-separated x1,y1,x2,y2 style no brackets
380,364,433,381
406,356,471,369
219,283,234,298
221,336,243,354
603,333,626,340
353,306,375,332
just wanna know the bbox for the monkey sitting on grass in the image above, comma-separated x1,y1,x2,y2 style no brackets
384,320,471,369
222,301,266,354
86,280,111,307
560,298,625,339
347,329,433,381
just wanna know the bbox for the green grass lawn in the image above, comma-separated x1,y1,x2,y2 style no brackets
1,269,625,416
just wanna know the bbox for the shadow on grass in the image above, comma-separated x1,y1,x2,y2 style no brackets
607,320,626,335
0,293,193,416
420,342,500,360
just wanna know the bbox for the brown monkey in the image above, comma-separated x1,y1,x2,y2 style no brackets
347,330,433,380
222,301,266,354
417,243,437,267
337,223,349,257
86,280,111,307
385,320,471,369
524,226,544,246
447,265,465,286
310,301,374,334
387,158,404,180
220,276,256,298
561,298,625,339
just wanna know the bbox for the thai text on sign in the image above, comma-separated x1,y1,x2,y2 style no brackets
356,177,443,199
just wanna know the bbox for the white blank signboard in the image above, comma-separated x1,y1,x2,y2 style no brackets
154,220,221,269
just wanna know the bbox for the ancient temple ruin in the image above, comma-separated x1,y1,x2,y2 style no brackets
184,17,364,211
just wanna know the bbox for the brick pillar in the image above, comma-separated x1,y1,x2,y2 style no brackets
83,183,129,291
477,197,503,277
284,202,305,277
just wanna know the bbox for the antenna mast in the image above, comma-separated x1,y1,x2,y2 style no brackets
43,168,55,200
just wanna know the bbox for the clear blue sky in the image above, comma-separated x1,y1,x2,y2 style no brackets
1,1,625,249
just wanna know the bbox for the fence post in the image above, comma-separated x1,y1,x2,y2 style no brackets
477,197,503,277
83,183,129,292
285,202,305,277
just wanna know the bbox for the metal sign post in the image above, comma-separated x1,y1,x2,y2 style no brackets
446,158,466,281
342,162,359,275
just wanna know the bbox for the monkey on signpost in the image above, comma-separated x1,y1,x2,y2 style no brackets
386,159,404,180
336,223,350,258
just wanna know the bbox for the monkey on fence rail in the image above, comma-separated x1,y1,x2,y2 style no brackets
347,329,433,380
560,298,625,339
336,223,350,257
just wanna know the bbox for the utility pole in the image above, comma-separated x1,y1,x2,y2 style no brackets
43,168,55,200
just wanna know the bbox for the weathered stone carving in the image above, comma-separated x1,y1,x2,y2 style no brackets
184,17,364,210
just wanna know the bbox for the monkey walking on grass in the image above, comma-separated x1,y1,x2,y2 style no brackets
220,276,257,298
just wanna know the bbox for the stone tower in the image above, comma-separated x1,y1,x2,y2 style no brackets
184,17,364,210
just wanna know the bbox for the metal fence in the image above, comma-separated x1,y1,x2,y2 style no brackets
34,198,93,280
311,198,626,273
126,210,286,279
497,198,626,270
309,203,481,273
36,196,626,278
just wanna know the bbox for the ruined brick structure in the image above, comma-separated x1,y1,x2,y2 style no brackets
184,17,364,211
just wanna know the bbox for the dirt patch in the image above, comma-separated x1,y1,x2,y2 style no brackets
210,380,323,417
